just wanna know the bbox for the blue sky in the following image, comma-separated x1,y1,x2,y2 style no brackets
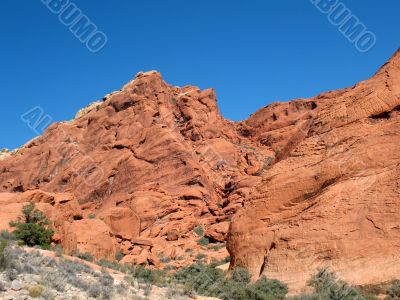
0,0,399,150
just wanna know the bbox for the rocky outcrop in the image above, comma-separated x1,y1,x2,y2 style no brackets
0,50,399,292
0,71,243,265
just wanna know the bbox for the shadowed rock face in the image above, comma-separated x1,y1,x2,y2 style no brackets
0,50,400,292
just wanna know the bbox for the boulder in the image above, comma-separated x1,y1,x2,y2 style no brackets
60,219,117,261
100,207,140,240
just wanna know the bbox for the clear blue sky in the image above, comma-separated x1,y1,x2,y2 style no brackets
1,0,398,150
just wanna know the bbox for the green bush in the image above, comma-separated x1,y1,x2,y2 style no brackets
0,230,14,240
221,267,251,300
197,237,209,247
9,202,54,248
308,268,364,300
115,251,124,262
231,267,251,284
211,244,225,251
246,276,288,300
195,253,207,261
128,265,167,286
88,213,96,219
174,262,225,296
0,240,9,270
72,250,94,262
97,259,128,272
193,226,204,236
174,263,288,300
386,281,400,299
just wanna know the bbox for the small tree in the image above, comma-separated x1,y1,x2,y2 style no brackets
10,202,54,248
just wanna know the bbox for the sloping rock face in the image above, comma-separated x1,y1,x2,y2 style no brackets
227,49,400,292
0,50,399,292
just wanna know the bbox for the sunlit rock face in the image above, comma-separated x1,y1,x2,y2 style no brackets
1,51,400,292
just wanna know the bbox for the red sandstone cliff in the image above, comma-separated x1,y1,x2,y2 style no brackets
1,50,399,292
228,49,400,292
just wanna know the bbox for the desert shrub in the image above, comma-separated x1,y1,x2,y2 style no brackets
386,281,400,299
88,213,96,219
211,244,225,251
0,240,9,270
60,259,94,276
42,270,67,292
195,253,207,261
246,276,288,300
66,273,90,290
88,282,102,298
211,256,231,267
97,259,127,272
175,263,288,300
101,286,113,300
193,226,204,236
9,202,54,248
115,251,124,261
166,283,186,299
220,269,250,300
21,261,36,274
115,283,127,296
6,268,19,281
100,271,114,286
73,249,94,262
53,244,64,257
308,268,363,300
159,255,172,263
174,262,226,296
164,265,177,272
143,282,153,296
0,230,14,240
232,267,252,284
29,284,44,297
197,237,209,247
129,265,167,286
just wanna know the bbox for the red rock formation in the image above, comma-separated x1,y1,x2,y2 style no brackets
0,70,246,266
0,50,399,292
227,49,400,293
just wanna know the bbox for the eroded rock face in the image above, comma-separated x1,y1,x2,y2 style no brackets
0,51,399,292
227,49,400,292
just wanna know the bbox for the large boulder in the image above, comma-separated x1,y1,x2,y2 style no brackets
100,207,141,240
60,219,117,261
